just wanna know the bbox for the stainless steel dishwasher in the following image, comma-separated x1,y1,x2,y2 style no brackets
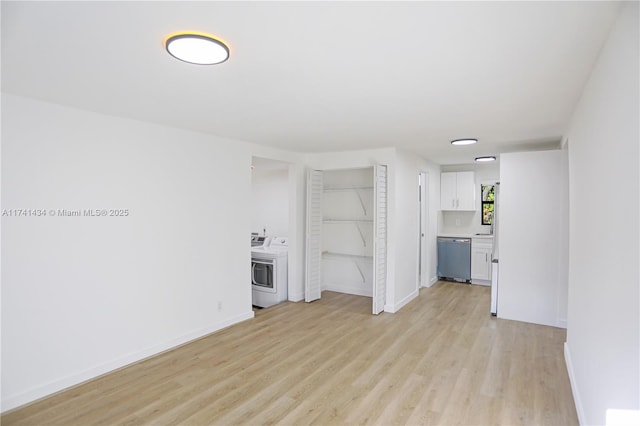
437,237,471,282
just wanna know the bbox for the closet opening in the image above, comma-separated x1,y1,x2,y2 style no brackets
305,166,388,314
250,156,292,309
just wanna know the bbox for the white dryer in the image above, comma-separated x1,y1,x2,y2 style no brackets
251,237,288,308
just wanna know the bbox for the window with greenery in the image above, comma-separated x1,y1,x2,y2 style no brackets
481,184,495,225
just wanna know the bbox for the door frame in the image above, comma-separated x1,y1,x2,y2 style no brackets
417,171,430,288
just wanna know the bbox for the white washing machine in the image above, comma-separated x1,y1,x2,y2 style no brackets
251,237,288,308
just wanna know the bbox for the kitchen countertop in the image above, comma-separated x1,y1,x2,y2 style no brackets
438,233,494,239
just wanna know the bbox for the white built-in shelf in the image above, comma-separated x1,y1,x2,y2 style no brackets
323,186,373,192
322,251,372,260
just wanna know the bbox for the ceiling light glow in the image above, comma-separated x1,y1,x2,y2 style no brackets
451,138,478,146
475,156,497,162
165,33,229,65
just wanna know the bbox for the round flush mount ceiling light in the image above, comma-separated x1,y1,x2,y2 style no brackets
475,156,497,162
165,32,229,65
451,138,478,146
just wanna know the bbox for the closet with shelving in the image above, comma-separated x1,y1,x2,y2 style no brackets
305,165,387,315
321,168,374,297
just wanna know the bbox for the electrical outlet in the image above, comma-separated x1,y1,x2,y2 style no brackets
217,301,223,311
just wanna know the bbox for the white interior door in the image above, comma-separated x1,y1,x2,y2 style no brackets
305,169,323,302
372,164,388,314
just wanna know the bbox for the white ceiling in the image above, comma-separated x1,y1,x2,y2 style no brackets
1,1,621,165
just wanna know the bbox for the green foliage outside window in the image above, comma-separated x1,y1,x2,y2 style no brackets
481,184,495,225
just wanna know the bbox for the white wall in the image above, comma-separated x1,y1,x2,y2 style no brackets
392,150,422,308
557,146,569,328
251,162,289,237
1,94,254,411
418,158,441,287
439,163,500,236
564,3,639,424
498,150,568,328
287,162,307,302
384,149,440,308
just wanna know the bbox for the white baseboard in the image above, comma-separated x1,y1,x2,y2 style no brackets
1,311,255,413
384,289,419,313
564,342,585,425
421,276,438,288
288,291,304,302
288,282,304,302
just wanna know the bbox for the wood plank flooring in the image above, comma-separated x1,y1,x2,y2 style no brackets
2,282,578,425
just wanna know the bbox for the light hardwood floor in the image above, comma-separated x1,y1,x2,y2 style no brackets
2,282,578,425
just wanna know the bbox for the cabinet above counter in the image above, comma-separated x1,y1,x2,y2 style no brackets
440,171,476,211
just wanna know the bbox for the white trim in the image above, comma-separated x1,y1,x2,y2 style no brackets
288,291,304,302
384,289,419,313
606,409,640,425
557,318,567,329
1,311,255,413
428,276,438,287
564,342,585,425
417,171,429,290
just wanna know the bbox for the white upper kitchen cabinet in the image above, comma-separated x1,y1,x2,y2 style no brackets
440,171,475,210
